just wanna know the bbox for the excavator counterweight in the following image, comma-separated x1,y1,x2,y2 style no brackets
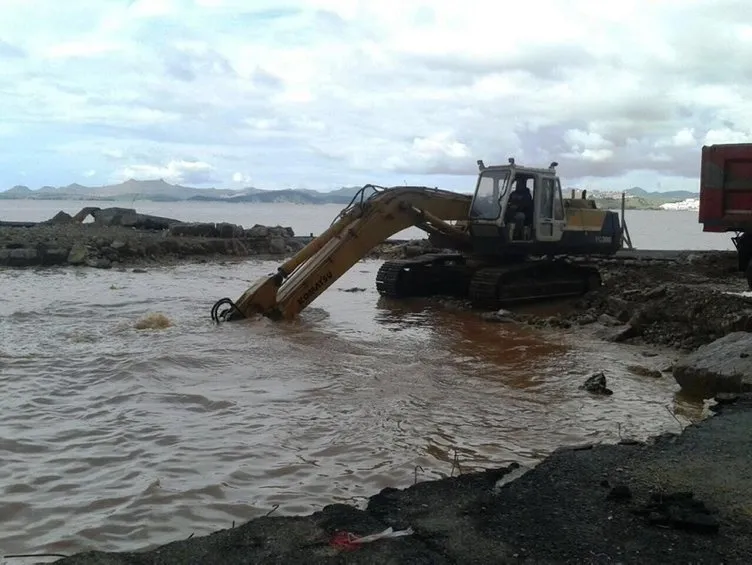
211,160,624,322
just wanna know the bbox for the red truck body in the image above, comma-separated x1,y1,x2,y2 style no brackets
699,143,752,233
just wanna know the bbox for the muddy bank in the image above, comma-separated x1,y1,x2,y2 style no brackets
379,241,752,352
49,395,752,564
437,249,752,352
533,251,752,352
0,206,411,269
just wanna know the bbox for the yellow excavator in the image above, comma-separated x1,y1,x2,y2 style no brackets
210,158,624,322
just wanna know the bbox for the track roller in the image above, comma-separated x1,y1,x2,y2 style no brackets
375,253,469,299
468,260,601,310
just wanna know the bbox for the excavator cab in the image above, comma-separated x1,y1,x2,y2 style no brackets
467,158,566,256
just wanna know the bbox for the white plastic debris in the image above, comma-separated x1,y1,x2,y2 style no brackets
354,526,414,544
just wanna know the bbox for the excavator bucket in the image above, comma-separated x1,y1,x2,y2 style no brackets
210,271,284,322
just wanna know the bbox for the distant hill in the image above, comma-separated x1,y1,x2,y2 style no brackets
0,179,373,204
0,179,699,206
624,186,698,200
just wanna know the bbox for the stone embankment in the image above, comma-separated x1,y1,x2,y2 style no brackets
52,395,752,564
0,206,412,269
0,206,306,269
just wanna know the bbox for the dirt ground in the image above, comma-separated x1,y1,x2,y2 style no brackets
521,251,752,351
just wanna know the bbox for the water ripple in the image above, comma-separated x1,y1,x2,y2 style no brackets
0,260,695,555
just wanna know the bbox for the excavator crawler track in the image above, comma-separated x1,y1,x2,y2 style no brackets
376,253,470,299
468,260,601,310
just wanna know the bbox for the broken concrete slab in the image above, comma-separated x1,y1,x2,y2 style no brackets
673,332,752,398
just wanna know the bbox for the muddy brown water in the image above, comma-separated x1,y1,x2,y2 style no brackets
0,259,707,556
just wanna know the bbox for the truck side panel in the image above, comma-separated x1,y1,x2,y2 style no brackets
699,144,752,232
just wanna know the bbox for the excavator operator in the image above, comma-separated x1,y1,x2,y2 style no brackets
506,178,534,238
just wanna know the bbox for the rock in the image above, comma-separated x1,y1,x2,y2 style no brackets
86,257,112,269
111,239,127,250
246,224,270,238
67,243,88,265
673,332,752,398
714,392,740,405
602,324,641,343
44,211,74,224
725,312,752,332
90,207,180,230
268,236,287,254
598,314,621,326
481,309,516,323
40,247,70,265
169,223,219,238
607,296,631,315
579,372,613,395
626,365,663,379
634,491,719,534
577,314,597,325
3,247,39,266
216,222,244,239
644,285,668,299
269,225,294,238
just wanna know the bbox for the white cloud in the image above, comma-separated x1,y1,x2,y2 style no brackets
232,172,251,183
1,0,752,191
115,159,217,185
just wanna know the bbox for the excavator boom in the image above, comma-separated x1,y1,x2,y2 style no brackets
211,185,472,322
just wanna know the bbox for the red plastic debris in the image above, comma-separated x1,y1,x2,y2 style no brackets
330,530,361,551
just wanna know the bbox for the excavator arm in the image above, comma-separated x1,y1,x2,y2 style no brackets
210,185,472,322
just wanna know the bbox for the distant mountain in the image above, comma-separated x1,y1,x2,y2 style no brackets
624,186,698,200
0,178,373,204
0,178,699,205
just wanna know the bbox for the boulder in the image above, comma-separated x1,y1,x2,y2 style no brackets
270,225,294,238
86,257,112,269
44,211,74,225
91,207,181,230
40,247,70,265
246,225,270,238
579,371,613,395
481,309,516,323
67,243,89,265
169,223,219,238
216,222,244,239
268,236,288,254
673,332,752,398
4,247,39,267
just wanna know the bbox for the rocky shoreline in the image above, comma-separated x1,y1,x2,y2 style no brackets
0,206,412,269
50,394,752,564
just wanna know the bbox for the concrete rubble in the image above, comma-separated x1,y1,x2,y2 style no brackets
673,332,752,397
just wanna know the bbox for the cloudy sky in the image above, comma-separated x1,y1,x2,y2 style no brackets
1,0,750,193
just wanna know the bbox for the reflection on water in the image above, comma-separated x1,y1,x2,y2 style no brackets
0,259,697,555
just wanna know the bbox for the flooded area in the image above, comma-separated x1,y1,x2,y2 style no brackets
0,258,703,556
